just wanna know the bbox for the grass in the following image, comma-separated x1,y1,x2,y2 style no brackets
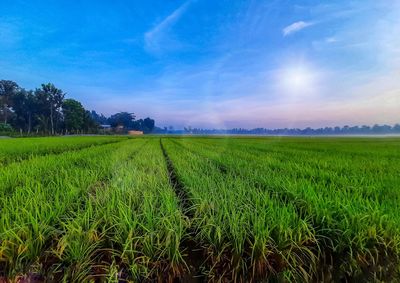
0,136,127,165
0,136,399,281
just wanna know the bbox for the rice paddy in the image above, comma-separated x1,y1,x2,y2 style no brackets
0,136,399,282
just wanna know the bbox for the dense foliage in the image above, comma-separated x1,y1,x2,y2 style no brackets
0,80,156,135
91,111,155,133
0,136,399,281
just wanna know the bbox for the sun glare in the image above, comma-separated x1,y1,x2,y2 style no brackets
280,64,316,94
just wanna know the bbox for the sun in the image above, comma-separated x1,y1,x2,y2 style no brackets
281,65,315,93
277,64,318,94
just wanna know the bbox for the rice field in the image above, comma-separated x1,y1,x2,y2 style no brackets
0,136,399,282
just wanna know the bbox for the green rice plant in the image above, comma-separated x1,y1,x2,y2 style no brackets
52,139,148,281
0,139,138,277
95,139,187,280
172,136,400,280
162,138,317,281
0,136,126,165
48,138,187,281
0,135,399,281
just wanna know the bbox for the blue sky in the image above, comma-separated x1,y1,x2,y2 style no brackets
0,0,399,128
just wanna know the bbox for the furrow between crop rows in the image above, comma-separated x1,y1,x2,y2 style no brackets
160,139,193,216
160,138,206,282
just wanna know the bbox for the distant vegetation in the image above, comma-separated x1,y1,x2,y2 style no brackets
0,80,155,136
180,124,400,135
90,111,155,134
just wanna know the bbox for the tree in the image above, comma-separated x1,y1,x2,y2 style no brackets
0,122,13,133
131,117,155,133
142,117,155,133
90,110,108,125
0,80,19,124
108,112,135,129
361,125,371,134
83,110,98,132
35,83,65,135
10,89,37,134
62,99,86,133
394,124,400,133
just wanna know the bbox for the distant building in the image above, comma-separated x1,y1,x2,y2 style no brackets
100,124,112,131
128,130,144,135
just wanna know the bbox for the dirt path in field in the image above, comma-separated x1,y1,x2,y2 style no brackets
160,138,206,282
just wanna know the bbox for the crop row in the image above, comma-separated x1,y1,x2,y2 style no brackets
0,138,189,281
54,138,187,281
164,137,400,281
0,139,144,278
0,136,127,165
161,139,316,281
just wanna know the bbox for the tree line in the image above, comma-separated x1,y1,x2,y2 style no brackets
182,125,400,135
90,111,155,133
0,80,155,135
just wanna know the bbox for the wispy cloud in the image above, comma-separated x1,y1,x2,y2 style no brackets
283,21,313,36
325,37,337,43
144,0,192,53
